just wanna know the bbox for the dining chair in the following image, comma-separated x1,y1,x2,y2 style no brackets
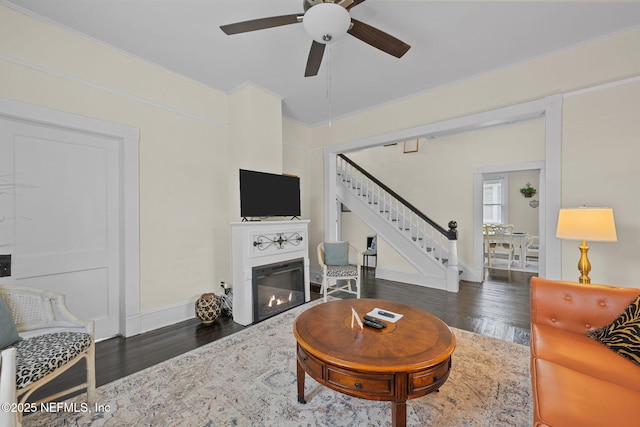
485,224,516,268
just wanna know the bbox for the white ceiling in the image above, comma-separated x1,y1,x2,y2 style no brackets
5,0,640,126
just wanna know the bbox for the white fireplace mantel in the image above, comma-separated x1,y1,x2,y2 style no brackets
230,220,311,325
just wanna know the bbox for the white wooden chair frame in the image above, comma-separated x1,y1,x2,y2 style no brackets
0,348,18,427
526,235,540,264
484,224,516,268
317,242,362,302
0,285,96,426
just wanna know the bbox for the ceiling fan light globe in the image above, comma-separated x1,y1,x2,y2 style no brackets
303,3,351,44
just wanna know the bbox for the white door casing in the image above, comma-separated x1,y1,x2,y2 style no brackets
0,99,140,339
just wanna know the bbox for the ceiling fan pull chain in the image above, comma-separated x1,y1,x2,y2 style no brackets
327,44,333,127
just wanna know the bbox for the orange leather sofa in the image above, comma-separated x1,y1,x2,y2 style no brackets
530,277,640,427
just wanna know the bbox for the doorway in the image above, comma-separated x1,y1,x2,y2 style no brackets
0,99,140,340
482,170,540,273
474,161,544,279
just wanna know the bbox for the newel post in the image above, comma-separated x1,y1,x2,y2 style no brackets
446,221,459,293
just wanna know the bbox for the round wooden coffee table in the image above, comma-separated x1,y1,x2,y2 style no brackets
293,298,456,427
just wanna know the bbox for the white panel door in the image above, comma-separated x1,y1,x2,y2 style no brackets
0,117,120,339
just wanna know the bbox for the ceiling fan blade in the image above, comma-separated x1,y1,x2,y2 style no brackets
220,14,302,35
336,0,355,8
346,0,367,10
305,41,326,77
347,18,410,58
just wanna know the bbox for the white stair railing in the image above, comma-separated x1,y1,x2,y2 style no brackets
337,154,459,287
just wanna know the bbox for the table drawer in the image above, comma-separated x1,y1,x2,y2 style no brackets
297,345,324,380
408,359,451,394
326,366,394,397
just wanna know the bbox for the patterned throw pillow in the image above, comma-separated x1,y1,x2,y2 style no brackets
587,294,640,366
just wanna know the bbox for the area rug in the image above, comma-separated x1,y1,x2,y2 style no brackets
25,299,532,426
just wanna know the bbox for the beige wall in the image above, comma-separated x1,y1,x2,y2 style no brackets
297,27,640,288
561,82,640,285
227,85,284,222
282,118,325,274
0,5,285,320
507,170,540,236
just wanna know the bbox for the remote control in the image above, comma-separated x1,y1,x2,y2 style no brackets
363,315,387,328
377,310,395,318
363,319,385,329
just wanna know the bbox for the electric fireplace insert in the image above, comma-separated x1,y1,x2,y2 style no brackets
252,258,305,323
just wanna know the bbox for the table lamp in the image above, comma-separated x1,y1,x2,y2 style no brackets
556,207,617,284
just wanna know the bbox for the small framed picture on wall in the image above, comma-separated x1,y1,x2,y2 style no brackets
403,139,419,153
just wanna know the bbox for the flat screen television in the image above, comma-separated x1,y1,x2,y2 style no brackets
240,169,301,219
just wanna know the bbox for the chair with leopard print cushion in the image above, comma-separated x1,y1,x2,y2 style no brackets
0,285,95,427
318,242,362,302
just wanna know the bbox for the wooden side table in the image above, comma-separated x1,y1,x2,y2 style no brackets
293,298,456,427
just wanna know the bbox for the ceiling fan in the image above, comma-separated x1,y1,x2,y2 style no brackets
220,0,411,77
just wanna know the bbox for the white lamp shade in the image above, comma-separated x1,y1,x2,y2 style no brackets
303,3,351,44
556,207,617,242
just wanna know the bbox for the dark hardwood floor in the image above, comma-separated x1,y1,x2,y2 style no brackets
361,267,532,345
30,267,534,404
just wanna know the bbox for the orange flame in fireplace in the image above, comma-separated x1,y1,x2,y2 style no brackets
267,292,293,307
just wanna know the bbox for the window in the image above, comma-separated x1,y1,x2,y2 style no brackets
483,175,507,224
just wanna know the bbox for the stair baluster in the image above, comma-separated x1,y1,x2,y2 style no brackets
335,154,459,290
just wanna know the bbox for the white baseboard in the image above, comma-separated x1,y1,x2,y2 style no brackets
125,300,195,337
124,315,142,338
374,268,446,291
462,268,483,283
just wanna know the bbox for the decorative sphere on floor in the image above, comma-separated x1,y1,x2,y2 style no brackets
195,293,222,324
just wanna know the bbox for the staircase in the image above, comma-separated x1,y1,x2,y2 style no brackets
336,154,460,292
